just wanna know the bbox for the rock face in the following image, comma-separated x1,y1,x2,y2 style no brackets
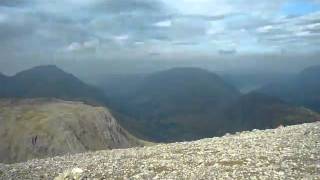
1,122,319,179
0,99,145,164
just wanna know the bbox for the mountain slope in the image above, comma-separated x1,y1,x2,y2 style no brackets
0,73,6,80
0,65,107,105
0,73,8,96
257,65,320,112
1,122,319,179
224,93,320,133
109,67,241,141
0,98,146,164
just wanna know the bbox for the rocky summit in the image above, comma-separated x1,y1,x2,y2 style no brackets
1,122,319,180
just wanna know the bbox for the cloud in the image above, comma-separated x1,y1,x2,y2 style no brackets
0,0,27,7
162,0,286,16
172,41,198,46
257,25,275,33
0,13,8,23
153,20,172,27
114,34,129,41
65,39,100,52
218,49,237,55
255,11,320,51
101,0,165,13
149,52,161,56
0,0,320,66
66,42,82,52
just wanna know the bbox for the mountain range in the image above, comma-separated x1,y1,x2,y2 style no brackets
1,65,319,147
99,67,320,142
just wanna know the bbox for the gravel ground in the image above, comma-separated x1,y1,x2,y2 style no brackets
1,122,320,180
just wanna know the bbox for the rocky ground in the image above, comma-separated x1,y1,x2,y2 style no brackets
1,122,319,180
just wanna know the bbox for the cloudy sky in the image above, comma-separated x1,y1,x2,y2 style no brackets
0,0,320,74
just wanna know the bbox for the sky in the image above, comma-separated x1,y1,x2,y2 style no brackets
0,0,320,75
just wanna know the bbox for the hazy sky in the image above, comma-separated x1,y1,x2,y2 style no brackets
0,0,320,75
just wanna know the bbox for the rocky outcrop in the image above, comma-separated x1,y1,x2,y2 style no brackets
1,122,319,179
0,99,145,164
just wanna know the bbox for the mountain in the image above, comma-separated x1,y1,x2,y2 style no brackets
298,65,320,111
0,65,107,105
257,65,320,112
0,73,9,98
107,67,241,141
0,73,6,80
0,98,147,164
223,93,320,133
101,67,320,142
222,72,294,93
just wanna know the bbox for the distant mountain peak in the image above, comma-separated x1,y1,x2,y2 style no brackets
0,72,6,78
34,64,59,69
0,65,107,105
15,65,67,77
24,65,61,71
